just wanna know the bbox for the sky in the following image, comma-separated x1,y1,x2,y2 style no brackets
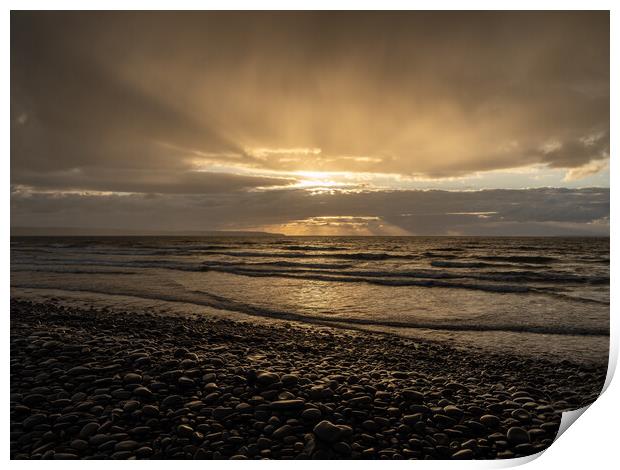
11,11,609,235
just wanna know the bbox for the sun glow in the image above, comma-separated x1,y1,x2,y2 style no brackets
294,171,343,189
256,215,412,236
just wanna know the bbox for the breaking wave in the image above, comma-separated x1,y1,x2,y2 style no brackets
9,283,609,337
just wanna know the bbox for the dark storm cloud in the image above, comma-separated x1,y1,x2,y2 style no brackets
10,12,609,234
13,169,294,194
11,11,609,182
11,12,250,174
11,188,609,236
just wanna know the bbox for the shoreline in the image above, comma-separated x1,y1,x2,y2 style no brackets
11,287,610,367
10,299,607,460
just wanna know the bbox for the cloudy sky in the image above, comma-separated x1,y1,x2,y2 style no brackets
11,11,609,235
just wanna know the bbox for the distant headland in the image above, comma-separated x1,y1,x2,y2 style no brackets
10,227,284,237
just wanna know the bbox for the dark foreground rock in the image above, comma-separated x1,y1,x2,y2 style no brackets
10,299,606,460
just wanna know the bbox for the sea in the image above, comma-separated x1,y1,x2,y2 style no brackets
10,236,610,365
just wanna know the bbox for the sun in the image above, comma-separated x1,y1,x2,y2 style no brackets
293,171,345,189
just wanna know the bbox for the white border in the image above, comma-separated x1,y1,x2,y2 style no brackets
3,3,616,468
1,1,617,10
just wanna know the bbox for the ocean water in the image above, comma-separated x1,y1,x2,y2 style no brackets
10,236,609,365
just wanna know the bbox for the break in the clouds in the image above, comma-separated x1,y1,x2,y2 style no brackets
10,11,609,234
11,187,609,236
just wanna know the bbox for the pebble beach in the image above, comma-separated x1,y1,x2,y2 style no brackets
10,299,607,460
